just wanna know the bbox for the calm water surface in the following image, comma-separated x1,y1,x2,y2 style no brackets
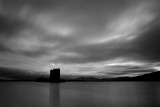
0,82,159,107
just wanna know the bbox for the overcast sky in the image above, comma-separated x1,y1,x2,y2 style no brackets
0,0,160,77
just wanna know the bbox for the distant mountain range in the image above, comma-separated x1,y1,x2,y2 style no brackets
64,71,160,81
0,66,160,82
35,71,160,82
0,67,47,81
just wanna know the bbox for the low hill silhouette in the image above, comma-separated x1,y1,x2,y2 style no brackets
66,71,160,81
0,66,160,82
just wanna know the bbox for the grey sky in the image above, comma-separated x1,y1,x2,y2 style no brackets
0,0,160,77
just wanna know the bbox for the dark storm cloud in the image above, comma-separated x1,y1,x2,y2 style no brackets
0,14,27,37
19,47,51,57
133,23,160,62
53,42,139,64
56,23,160,64
0,43,12,52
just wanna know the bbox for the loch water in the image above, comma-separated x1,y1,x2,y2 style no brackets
0,82,159,107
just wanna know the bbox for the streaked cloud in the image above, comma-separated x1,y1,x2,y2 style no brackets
0,0,160,77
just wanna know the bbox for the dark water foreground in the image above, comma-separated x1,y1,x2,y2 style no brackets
0,82,159,107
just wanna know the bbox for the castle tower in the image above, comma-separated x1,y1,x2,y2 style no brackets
50,68,60,83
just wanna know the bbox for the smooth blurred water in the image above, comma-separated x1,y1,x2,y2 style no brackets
0,82,160,107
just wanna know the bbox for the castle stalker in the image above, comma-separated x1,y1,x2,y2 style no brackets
50,68,60,83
